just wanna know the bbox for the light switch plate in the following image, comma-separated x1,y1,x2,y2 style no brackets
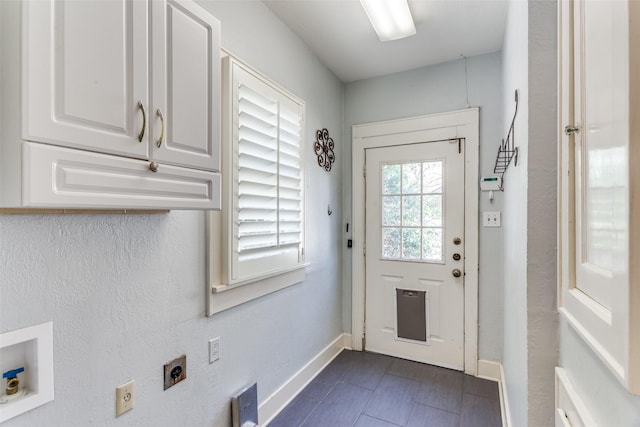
209,337,220,364
483,211,501,227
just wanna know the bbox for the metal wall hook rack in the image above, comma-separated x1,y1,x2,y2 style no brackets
493,89,519,188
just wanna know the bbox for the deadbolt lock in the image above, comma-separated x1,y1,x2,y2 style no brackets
452,269,462,278
453,253,461,261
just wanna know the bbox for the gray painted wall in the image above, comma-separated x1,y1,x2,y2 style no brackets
525,1,558,425
0,2,344,426
501,1,529,425
342,52,505,362
501,0,558,425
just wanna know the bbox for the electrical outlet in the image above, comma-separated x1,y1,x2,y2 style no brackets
209,337,220,364
163,355,187,390
115,380,135,417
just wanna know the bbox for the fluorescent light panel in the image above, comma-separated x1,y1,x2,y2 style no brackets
360,0,416,42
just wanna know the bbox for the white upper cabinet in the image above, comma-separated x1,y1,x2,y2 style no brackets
0,0,221,209
151,0,220,171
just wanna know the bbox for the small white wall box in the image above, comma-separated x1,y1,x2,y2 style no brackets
0,322,54,423
480,176,502,191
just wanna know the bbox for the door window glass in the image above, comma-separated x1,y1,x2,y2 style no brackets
381,160,444,262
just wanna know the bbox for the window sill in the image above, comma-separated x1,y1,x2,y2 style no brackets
208,264,308,315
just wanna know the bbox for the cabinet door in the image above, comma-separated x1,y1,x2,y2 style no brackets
151,0,220,171
24,0,149,159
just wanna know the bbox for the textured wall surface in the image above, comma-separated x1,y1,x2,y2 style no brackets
501,1,559,425
526,1,558,426
0,1,344,426
342,52,505,362
501,0,529,425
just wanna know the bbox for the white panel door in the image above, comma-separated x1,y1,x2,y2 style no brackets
365,139,465,369
24,0,149,158
151,0,220,171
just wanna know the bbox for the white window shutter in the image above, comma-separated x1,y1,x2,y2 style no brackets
228,60,305,283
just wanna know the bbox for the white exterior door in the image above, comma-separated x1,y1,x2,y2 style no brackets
365,139,465,369
24,0,149,158
151,0,220,171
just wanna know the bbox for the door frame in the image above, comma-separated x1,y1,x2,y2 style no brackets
351,108,479,375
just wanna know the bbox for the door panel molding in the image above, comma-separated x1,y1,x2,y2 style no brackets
351,108,479,375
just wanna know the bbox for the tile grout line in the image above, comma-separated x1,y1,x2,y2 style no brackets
296,382,336,427
351,375,377,427
300,352,356,427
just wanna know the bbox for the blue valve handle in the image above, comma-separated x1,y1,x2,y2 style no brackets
2,368,24,379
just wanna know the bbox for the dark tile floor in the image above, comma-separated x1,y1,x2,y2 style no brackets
269,350,502,427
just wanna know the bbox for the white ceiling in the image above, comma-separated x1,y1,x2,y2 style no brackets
263,0,508,83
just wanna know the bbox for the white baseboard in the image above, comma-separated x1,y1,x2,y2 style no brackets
555,367,595,427
477,360,511,427
259,333,351,426
343,333,353,350
499,363,512,427
477,359,501,381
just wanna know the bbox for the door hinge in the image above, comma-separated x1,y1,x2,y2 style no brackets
363,167,366,178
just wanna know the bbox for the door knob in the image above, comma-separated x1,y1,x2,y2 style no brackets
453,237,462,245
452,269,462,278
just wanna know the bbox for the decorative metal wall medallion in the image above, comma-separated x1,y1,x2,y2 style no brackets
314,128,335,172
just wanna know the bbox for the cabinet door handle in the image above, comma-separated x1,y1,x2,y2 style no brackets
137,101,146,142
156,109,165,148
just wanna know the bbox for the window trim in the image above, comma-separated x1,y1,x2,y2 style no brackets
206,52,306,315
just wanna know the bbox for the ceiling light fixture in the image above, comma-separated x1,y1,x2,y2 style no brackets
360,0,416,42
